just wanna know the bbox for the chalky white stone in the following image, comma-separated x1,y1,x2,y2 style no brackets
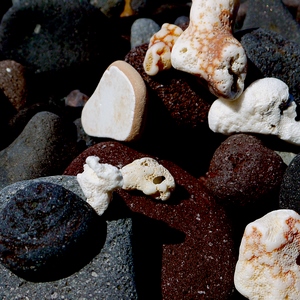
171,0,247,100
81,60,147,141
234,209,300,299
208,77,300,145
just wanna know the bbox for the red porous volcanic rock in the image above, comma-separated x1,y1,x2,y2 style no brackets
64,141,237,300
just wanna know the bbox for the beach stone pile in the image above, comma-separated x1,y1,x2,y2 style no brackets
0,0,299,299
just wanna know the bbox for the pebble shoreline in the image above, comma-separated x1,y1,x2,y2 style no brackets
0,0,300,299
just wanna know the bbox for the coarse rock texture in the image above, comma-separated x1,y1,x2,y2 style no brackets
280,153,300,214
64,141,237,300
202,133,287,252
240,27,300,108
202,133,287,207
0,176,138,299
0,60,27,111
0,111,79,190
0,181,105,281
241,0,300,45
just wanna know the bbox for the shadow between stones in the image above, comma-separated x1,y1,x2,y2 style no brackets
104,192,186,300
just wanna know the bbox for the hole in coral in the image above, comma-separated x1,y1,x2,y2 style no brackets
153,176,165,184
296,254,300,266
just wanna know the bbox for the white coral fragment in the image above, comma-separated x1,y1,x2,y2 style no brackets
234,209,300,300
143,23,183,76
77,156,124,215
171,0,247,100
120,157,175,200
208,77,300,145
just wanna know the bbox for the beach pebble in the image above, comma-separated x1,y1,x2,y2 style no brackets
234,209,300,299
208,77,300,145
64,140,237,300
0,111,79,190
81,60,147,142
240,28,300,107
203,133,287,207
0,181,105,281
0,176,138,299
130,18,160,49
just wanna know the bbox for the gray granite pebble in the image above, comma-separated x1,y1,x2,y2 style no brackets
0,176,137,299
130,18,160,49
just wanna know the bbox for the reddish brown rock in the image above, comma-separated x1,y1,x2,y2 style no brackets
202,133,287,207
124,43,215,129
64,141,237,300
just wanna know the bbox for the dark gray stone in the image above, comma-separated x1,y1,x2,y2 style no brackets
130,18,160,49
0,176,138,299
0,111,79,190
0,0,130,101
0,181,105,282
241,28,300,108
0,0,123,74
241,0,300,44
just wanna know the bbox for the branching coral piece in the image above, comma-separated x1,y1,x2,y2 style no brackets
77,156,124,215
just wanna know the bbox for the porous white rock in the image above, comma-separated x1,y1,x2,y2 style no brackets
234,209,300,299
143,23,183,76
208,77,300,145
120,157,175,201
81,60,147,141
77,156,124,215
171,0,247,100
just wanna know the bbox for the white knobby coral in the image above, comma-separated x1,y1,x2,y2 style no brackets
208,77,300,145
120,157,175,200
77,156,124,215
234,209,300,299
171,0,247,100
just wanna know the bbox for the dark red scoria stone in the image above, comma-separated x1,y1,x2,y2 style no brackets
0,181,106,282
64,141,237,300
202,133,287,207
